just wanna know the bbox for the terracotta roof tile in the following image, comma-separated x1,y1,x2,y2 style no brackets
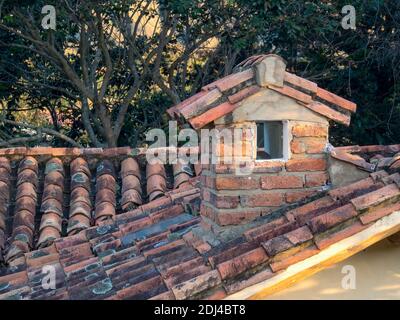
314,220,369,250
301,101,351,126
269,245,319,272
171,269,221,300
262,236,293,256
359,202,400,225
284,72,318,93
350,183,400,212
307,204,358,234
1,142,400,300
269,84,313,104
328,177,377,201
216,247,268,280
316,87,357,113
223,267,274,295
168,54,357,128
179,88,223,120
202,68,254,92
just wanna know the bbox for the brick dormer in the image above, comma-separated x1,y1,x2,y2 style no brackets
168,54,357,230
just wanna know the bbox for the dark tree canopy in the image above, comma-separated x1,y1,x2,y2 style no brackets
0,0,399,147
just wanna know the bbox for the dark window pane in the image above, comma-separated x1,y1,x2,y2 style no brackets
256,122,283,160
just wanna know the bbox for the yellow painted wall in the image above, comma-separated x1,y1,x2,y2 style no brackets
267,239,400,300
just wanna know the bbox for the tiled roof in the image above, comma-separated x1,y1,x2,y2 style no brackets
167,54,357,129
0,148,399,300
0,147,201,268
331,144,400,173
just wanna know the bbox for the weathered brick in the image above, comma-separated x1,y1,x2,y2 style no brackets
201,188,212,202
252,161,284,173
216,141,253,158
241,192,284,207
305,172,329,187
285,190,319,203
286,158,327,172
215,176,259,190
201,175,215,189
200,203,217,221
261,175,303,190
292,123,328,137
291,138,326,154
217,209,265,226
210,193,240,209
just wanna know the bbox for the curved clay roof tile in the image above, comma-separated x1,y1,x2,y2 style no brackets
11,225,34,246
148,190,166,202
11,210,34,231
39,212,63,233
0,157,11,173
14,196,36,214
121,157,141,179
45,158,65,176
95,188,116,207
44,171,65,189
70,157,91,177
96,160,115,178
42,184,64,203
121,189,142,210
0,168,10,185
40,198,63,216
67,214,91,235
71,172,91,192
69,201,92,219
147,174,166,196
70,187,91,206
95,174,116,193
173,173,191,189
17,169,38,189
95,202,116,223
17,156,38,175
121,175,142,195
37,226,61,249
15,182,37,201
146,163,166,179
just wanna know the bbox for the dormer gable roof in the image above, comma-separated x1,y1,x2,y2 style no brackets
167,54,357,129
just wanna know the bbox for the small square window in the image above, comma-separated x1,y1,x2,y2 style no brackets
257,121,286,160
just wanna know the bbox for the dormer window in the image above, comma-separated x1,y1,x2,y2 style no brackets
256,121,289,160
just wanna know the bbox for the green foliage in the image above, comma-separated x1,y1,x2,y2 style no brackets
0,0,399,147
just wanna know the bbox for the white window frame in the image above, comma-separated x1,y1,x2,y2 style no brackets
255,120,290,162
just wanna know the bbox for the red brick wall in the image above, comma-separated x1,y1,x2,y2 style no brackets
200,121,330,226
